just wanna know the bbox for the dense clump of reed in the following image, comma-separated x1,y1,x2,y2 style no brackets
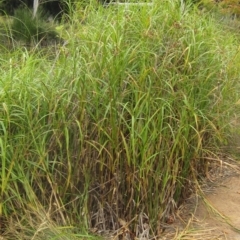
0,1,239,238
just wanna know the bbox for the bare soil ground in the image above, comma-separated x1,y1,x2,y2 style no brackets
194,175,240,239
160,157,240,240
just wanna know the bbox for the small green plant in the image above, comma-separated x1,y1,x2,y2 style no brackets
11,7,58,43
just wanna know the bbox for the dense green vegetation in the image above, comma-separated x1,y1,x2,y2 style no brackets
0,1,240,239
11,7,58,43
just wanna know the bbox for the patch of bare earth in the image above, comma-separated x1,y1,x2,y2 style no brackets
161,157,240,240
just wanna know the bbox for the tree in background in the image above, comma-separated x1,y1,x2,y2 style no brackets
33,0,39,17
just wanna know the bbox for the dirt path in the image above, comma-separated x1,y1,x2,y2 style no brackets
195,174,240,240
161,159,240,240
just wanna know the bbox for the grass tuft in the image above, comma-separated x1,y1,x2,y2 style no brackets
0,0,240,238
10,7,59,45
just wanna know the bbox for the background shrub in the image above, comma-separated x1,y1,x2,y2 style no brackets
10,7,58,43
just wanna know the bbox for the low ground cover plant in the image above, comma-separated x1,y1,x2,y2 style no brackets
0,0,240,239
11,7,58,43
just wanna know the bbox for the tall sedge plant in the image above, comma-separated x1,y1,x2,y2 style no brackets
0,0,239,238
